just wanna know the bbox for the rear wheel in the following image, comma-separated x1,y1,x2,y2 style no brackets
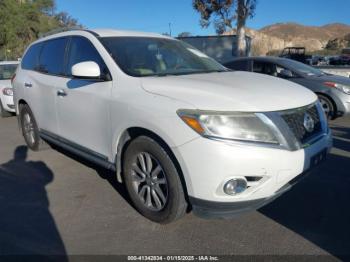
123,136,187,223
318,94,335,119
20,104,42,151
0,100,13,118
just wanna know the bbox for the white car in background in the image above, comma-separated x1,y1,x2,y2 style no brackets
13,29,332,223
0,61,19,117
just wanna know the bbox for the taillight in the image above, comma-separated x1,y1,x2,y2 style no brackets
2,88,13,96
323,82,336,88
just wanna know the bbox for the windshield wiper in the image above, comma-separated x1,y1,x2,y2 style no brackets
189,69,231,74
147,69,231,77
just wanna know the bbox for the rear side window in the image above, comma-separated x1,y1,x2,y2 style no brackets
225,60,250,71
38,38,68,75
253,61,278,77
21,43,42,70
253,61,264,73
66,36,110,79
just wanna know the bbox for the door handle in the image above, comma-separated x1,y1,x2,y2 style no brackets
24,82,32,88
57,89,67,97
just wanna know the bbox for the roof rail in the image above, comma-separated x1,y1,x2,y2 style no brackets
38,26,86,38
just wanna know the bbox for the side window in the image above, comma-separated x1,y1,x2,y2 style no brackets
263,63,277,76
253,61,277,76
253,61,264,73
226,60,250,71
22,43,42,70
38,38,68,75
66,36,110,79
276,65,295,78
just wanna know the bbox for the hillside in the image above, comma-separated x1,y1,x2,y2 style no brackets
260,22,350,41
226,22,350,55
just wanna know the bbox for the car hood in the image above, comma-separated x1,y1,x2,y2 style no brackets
141,71,317,112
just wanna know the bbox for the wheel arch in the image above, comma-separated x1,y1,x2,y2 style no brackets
115,126,190,204
316,92,337,119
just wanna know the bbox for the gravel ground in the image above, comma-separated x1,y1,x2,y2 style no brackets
0,115,349,261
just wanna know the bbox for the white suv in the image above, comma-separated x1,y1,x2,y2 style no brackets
13,29,332,223
0,61,19,117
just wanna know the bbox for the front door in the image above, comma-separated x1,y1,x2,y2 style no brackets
55,36,113,157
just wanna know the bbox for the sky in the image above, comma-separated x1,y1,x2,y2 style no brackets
55,0,350,36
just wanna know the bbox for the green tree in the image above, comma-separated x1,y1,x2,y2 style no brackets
193,0,256,56
55,12,80,28
0,0,80,60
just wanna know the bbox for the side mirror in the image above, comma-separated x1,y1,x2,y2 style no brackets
72,61,101,79
279,69,293,78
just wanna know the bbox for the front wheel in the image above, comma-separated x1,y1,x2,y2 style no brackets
20,104,42,151
123,136,187,223
318,94,335,119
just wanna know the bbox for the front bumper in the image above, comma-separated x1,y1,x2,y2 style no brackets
330,89,350,115
342,101,350,115
190,170,311,219
173,129,332,217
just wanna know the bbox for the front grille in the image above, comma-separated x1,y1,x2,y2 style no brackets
281,104,322,144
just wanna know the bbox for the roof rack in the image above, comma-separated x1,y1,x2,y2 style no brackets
38,26,86,38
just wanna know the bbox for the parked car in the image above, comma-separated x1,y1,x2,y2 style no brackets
306,55,324,66
325,55,350,66
339,55,350,65
0,61,19,117
224,57,350,119
13,29,332,223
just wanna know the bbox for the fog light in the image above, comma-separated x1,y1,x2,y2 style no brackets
223,178,247,195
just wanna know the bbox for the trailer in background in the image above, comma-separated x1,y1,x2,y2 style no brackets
178,35,251,64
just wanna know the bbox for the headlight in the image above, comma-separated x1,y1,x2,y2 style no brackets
324,82,350,95
177,110,280,144
337,84,350,95
2,87,13,96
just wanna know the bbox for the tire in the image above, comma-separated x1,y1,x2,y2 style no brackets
20,104,42,151
123,136,187,224
318,94,335,120
0,100,13,118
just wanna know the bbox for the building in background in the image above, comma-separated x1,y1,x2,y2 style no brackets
178,35,251,64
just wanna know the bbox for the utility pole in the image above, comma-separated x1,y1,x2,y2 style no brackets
168,23,172,37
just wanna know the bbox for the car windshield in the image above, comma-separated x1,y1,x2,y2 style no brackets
286,59,324,76
0,64,18,80
100,37,228,77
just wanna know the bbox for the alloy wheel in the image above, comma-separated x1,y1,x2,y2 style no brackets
130,152,168,211
23,112,36,145
319,98,331,117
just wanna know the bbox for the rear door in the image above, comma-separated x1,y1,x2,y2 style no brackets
35,38,69,134
55,36,113,157
20,38,68,134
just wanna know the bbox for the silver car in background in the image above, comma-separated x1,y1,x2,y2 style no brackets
0,61,19,117
224,57,350,119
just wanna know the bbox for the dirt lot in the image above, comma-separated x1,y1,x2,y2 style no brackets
0,115,349,260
